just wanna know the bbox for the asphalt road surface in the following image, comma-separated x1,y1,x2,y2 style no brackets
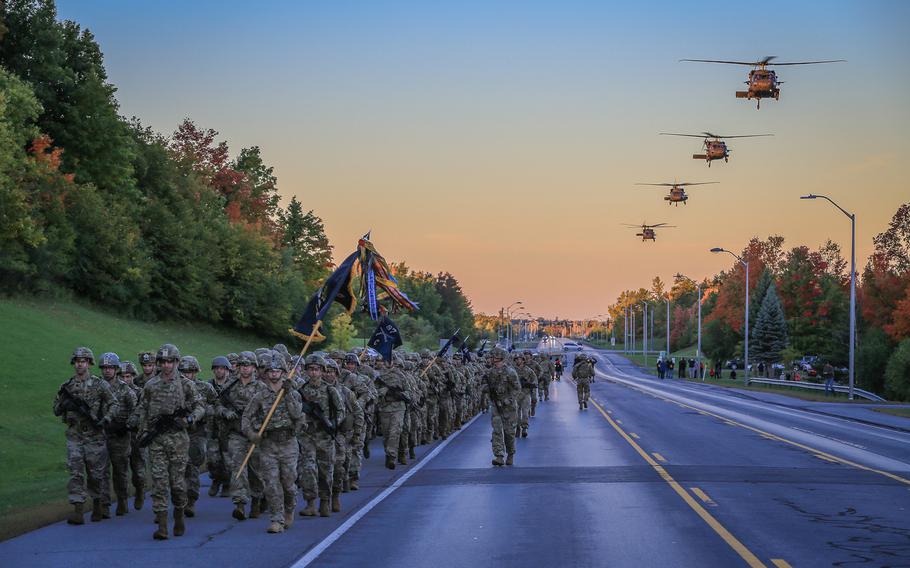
3,343,909,567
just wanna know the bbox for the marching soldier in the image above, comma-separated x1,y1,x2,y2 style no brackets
137,343,205,540
483,348,521,466
375,354,410,470
118,361,148,509
178,355,217,517
99,352,138,517
571,354,596,410
514,354,537,439
135,351,156,389
207,356,233,498
324,358,363,511
242,352,304,533
53,347,119,525
341,353,375,489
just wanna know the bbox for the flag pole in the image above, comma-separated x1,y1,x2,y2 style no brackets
235,320,321,480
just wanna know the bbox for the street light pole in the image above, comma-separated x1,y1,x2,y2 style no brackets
711,248,750,382
665,297,670,359
801,194,856,400
641,302,648,368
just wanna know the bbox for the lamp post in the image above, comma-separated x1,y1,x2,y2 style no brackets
641,302,648,368
665,296,670,359
711,247,749,382
802,194,856,400
676,273,703,379
504,301,522,349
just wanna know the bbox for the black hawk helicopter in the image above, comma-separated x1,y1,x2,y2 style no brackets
621,222,675,242
636,181,718,206
659,132,773,166
680,56,845,109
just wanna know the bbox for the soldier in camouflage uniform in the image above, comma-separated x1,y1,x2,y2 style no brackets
514,354,537,439
341,353,375,489
138,344,205,540
296,354,345,517
178,355,217,517
242,352,304,533
540,356,555,401
375,354,410,469
135,351,156,389
218,351,264,521
483,348,521,466
118,361,148,509
324,358,363,510
571,354,595,410
207,356,233,498
53,347,119,525
420,351,441,441
99,352,138,517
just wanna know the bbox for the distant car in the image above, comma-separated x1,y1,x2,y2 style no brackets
563,342,583,352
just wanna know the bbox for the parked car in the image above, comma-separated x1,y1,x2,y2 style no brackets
563,341,583,352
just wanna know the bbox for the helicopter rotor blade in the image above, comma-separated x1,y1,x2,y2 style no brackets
765,59,845,66
676,182,719,187
717,134,774,139
659,133,708,138
635,183,677,187
680,58,763,66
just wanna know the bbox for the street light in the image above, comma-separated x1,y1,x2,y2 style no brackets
711,247,750,382
802,194,856,400
676,272,703,379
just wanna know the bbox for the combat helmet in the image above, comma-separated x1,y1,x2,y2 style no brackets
267,351,287,371
344,353,360,366
71,346,96,365
211,356,231,370
226,353,240,367
156,343,180,362
138,351,155,365
305,354,328,369
98,352,120,368
119,361,138,376
490,347,507,360
237,351,257,366
178,355,200,373
324,358,340,374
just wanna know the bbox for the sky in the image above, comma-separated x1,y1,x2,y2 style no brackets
57,0,910,320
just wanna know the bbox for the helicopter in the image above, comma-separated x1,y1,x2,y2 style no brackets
636,181,718,206
621,222,675,241
659,132,773,166
680,56,845,109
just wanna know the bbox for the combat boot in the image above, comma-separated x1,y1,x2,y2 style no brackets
173,508,185,537
67,502,85,525
267,520,284,534
185,498,196,518
219,484,230,498
397,452,408,466
385,456,396,469
584,400,588,409
408,445,416,460
250,497,261,519
363,444,370,459
579,402,584,410
299,499,317,517
284,510,294,528
134,485,145,510
332,493,341,512
101,503,111,519
153,512,168,540
506,453,515,466
492,456,504,467
116,497,128,516
342,478,350,493
349,477,359,491
521,427,528,438
319,498,331,517
232,503,247,521
208,481,220,497
90,499,103,522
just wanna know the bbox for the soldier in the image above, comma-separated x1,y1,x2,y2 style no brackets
207,356,233,498
296,354,344,517
99,352,138,517
178,355,217,517
219,351,265,521
514,354,537,439
542,356,555,400
375,354,410,470
53,347,119,525
119,361,148,509
420,351,442,441
243,352,304,533
571,354,595,410
341,353,375,489
483,348,521,466
135,352,156,389
137,344,205,540
324,358,363,510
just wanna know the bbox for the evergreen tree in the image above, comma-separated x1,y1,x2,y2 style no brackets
749,268,774,327
751,283,789,369
279,196,332,282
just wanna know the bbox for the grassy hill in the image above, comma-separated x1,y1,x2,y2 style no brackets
0,296,274,533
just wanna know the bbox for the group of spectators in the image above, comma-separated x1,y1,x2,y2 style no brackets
655,358,703,380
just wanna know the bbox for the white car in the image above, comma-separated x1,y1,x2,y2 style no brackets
562,342,583,352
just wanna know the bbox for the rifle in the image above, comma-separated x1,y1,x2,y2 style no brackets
301,399,336,435
58,384,103,428
376,377,412,405
216,378,242,417
482,373,506,416
138,407,190,448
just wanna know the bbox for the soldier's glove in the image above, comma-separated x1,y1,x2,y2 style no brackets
247,431,262,444
222,409,238,421
175,416,190,429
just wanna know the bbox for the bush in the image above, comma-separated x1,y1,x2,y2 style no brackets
884,338,910,401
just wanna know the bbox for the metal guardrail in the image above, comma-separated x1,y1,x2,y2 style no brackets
746,377,886,402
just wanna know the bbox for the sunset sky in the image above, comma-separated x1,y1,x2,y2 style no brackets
57,0,910,320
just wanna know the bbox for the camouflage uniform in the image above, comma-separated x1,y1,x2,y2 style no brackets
483,349,521,466
571,355,595,409
138,344,205,539
178,356,217,515
326,361,363,509
119,361,148,509
541,357,555,400
515,357,537,437
243,366,303,533
52,347,119,524
135,351,156,389
375,358,410,469
341,355,375,488
296,355,345,517
100,353,138,516
207,356,233,497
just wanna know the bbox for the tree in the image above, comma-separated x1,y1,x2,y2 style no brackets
749,268,774,327
884,338,910,402
750,283,789,372
326,310,356,351
279,196,332,282
857,328,894,394
703,319,738,366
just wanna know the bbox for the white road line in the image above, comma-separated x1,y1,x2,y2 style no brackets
290,413,482,567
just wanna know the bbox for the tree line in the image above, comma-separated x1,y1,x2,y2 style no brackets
0,0,479,346
605,205,910,401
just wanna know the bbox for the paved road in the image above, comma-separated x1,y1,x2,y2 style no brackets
3,344,909,567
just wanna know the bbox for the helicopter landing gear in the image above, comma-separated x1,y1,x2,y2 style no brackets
724,157,728,163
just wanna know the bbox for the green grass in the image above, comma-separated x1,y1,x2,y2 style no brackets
872,407,910,419
0,297,272,520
